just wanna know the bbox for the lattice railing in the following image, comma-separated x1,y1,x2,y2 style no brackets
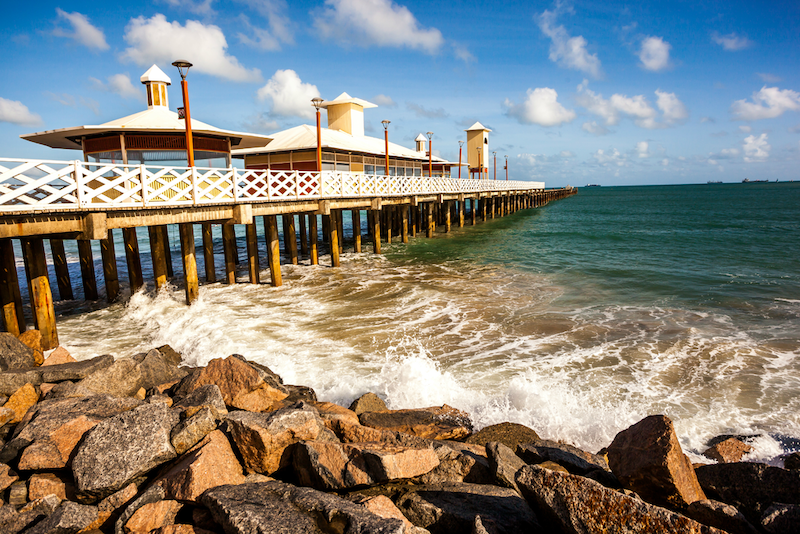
0,157,546,213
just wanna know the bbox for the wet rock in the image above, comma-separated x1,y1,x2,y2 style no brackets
685,499,759,534
124,500,182,534
155,345,183,367
359,405,473,441
226,407,329,474
349,392,388,415
0,369,42,396
703,438,754,463
515,464,723,534
77,357,144,398
0,332,37,371
200,480,406,534
73,403,179,501
4,382,39,424
607,414,706,509
42,346,77,366
465,422,540,450
135,349,188,391
28,472,75,501
417,442,493,485
170,406,217,455
761,503,800,534
172,384,227,420
783,452,800,470
486,441,526,492
394,482,540,534
517,439,609,475
22,500,98,534
695,462,800,524
0,462,18,491
40,354,114,382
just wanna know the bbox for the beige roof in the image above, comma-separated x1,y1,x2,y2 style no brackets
320,92,377,110
22,107,272,150
233,124,449,163
465,121,492,132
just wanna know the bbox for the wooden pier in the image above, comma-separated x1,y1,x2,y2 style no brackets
0,157,576,349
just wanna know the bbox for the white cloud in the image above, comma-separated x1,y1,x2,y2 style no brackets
90,74,142,100
161,0,216,15
636,141,650,158
372,94,396,107
452,43,475,63
236,0,293,51
656,90,688,124
504,87,576,126
593,148,626,167
577,81,686,129
313,0,444,54
122,14,261,82
639,36,671,71
743,133,770,162
609,93,658,128
731,86,800,121
0,97,43,126
537,5,601,78
721,148,740,156
256,69,320,119
53,8,109,51
711,32,753,51
739,125,752,133
582,121,609,135
661,158,668,166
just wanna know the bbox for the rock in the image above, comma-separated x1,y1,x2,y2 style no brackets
4,382,39,424
9,480,27,505
538,461,569,474
200,481,406,534
73,403,179,501
229,355,285,389
152,430,246,502
465,422,540,450
0,332,36,371
417,442,493,485
42,346,77,366
685,499,759,534
783,452,800,470
150,526,217,534
0,406,14,427
359,405,473,441
695,462,800,524
293,441,439,490
83,482,140,533
114,486,168,534
18,414,99,470
517,439,609,475
124,500,182,534
174,356,288,411
486,442,526,492
173,384,228,420
350,494,423,532
703,438,754,463
28,472,74,501
0,462,18,491
607,414,706,509
21,500,98,534
0,504,47,534
17,329,42,353
283,384,317,403
77,357,144,398
349,392,388,415
43,381,97,400
761,503,800,534
155,345,183,367
0,369,42,396
329,418,431,448
226,407,329,474
39,354,114,382
394,482,540,534
515,464,724,534
19,493,63,516
170,406,217,455
135,349,188,391
148,394,173,407
312,401,360,427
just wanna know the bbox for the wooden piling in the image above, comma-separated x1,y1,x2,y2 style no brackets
401,206,409,244
49,239,73,301
426,204,434,238
245,222,260,285
445,202,451,233
458,200,465,228
0,239,25,336
370,210,381,254
77,239,99,300
263,216,282,287
410,205,417,237
282,214,298,265
385,207,393,244
299,214,309,256
309,214,319,265
100,230,120,303
222,224,237,284
148,227,168,290
326,213,340,267
179,223,199,304
161,225,174,278
352,210,362,253
122,228,144,293
336,210,344,254
201,224,216,283
21,238,58,350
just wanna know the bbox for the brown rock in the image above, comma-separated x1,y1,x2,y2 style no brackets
486,441,526,491
607,414,706,509
516,439,610,475
538,461,569,474
0,406,14,427
39,383,56,395
9,480,27,505
77,357,144,398
359,405,473,441
0,332,37,371
42,346,77,366
18,330,44,366
349,392,388,415
170,406,217,455
702,438,753,463
22,500,97,534
28,472,74,501
313,401,360,427
81,483,139,533
150,526,217,534
465,422,540,450
0,462,18,492
153,430,245,502
124,500,182,534
783,451,800,470
4,383,39,424
417,441,493,485
351,494,419,531
18,414,98,470
685,499,759,534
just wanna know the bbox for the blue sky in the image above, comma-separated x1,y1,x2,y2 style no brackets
1,0,799,186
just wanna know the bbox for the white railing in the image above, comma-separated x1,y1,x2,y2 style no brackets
0,158,546,213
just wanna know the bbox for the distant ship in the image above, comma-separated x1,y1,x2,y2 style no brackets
585,184,601,187
742,178,770,183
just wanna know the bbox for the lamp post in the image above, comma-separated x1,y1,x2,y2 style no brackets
504,155,508,180
458,140,463,180
382,120,391,176
476,147,481,180
311,97,324,172
172,60,194,167
493,151,497,181
426,132,433,177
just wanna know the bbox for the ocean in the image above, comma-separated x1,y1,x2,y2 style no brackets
13,182,800,461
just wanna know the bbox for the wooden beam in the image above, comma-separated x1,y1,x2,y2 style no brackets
21,238,58,350
299,214,309,256
0,239,25,336
222,224,237,285
282,214,298,265
201,223,216,283
77,239,99,300
309,214,319,265
161,225,174,278
148,226,168,290
263,215,282,287
246,222,260,284
100,229,120,303
179,223,199,304
352,210,361,253
122,228,144,293
49,239,74,301
370,210,381,254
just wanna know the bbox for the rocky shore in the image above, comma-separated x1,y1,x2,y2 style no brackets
0,330,799,534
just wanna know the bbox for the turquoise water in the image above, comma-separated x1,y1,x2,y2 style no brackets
29,182,800,459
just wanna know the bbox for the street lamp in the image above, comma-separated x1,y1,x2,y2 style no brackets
504,155,508,180
458,140,464,180
171,60,194,167
476,147,481,180
426,132,433,178
382,120,391,176
493,151,497,181
311,97,324,172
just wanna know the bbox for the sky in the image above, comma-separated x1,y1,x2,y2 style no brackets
1,0,799,186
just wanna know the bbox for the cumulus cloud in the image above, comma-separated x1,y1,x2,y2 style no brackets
90,73,142,100
122,14,261,82
406,102,448,119
711,32,752,51
639,36,671,71
504,87,576,126
656,90,688,124
576,81,687,129
313,0,444,54
537,4,601,78
53,8,109,51
636,141,650,158
730,86,800,121
743,133,770,162
582,121,609,135
236,0,293,51
372,94,396,107
256,69,320,119
593,148,626,166
0,97,43,126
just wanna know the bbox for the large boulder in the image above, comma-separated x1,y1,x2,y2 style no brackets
416,442,493,485
685,499,759,534
760,503,800,534
17,330,44,365
3,382,39,424
39,354,114,383
349,392,388,415
517,439,609,475
607,415,706,509
465,422,540,449
41,346,77,366
124,500,182,534
328,418,432,448
172,384,227,420
134,348,188,391
200,481,407,534
702,438,753,464
516,464,724,534
0,369,42,396
0,332,37,371
170,406,217,455
359,405,473,441
21,500,98,534
76,357,144,398
486,441,527,492
73,402,179,501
